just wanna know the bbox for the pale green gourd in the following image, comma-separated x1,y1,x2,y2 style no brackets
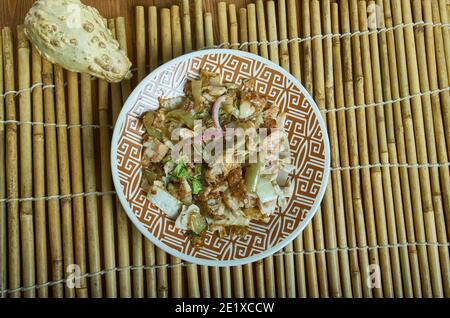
24,0,132,82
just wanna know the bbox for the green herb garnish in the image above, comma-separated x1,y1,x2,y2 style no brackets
191,179,202,195
170,162,203,195
171,162,190,179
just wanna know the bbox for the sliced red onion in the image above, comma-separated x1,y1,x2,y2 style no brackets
212,95,227,131
202,129,224,141
191,95,227,142
192,129,224,142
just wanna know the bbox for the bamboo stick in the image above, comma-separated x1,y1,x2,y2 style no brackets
31,42,49,299
389,0,439,297
148,7,159,72
42,56,64,298
230,268,243,297
411,0,450,297
114,208,133,294
3,27,20,299
66,70,88,298
0,30,5,299
278,0,289,71
231,266,244,298
171,5,183,58
161,8,172,62
310,0,336,298
331,3,363,298
354,0,394,297
368,0,413,298
438,0,450,161
229,4,238,50
429,0,450,241
128,134,144,296
218,2,229,48
186,264,200,298
243,263,255,298
194,0,205,49
111,18,132,298
288,0,307,298
54,64,75,298
137,8,158,299
114,195,132,293
438,0,450,84
302,0,313,94
221,267,232,298
181,0,193,53
253,260,265,297
267,1,280,65
382,0,427,297
447,1,450,56
321,0,353,298
116,18,132,103
272,248,286,297
433,1,450,176
339,0,373,298
447,0,450,151
210,267,222,298
447,0,450,92
136,6,146,82
204,12,214,48
0,31,6,299
200,266,211,298
98,67,118,297
80,72,103,298
287,0,300,81
300,0,320,298
116,17,144,298
17,26,35,298
256,0,269,59
239,8,248,52
247,4,258,55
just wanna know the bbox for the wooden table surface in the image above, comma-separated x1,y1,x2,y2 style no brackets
0,0,254,64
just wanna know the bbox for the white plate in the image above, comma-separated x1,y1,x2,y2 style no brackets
111,49,330,266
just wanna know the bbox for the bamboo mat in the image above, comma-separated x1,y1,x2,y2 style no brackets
1,0,450,298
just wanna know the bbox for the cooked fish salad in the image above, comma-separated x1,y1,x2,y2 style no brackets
141,71,295,245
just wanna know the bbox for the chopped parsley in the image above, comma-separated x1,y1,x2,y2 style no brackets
191,179,202,195
171,162,203,195
171,162,190,179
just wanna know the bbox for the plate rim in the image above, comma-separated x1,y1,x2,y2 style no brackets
110,49,331,267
